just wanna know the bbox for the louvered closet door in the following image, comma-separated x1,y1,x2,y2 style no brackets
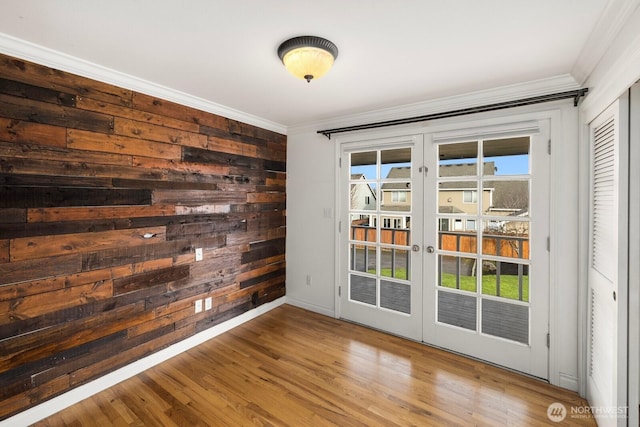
587,99,626,427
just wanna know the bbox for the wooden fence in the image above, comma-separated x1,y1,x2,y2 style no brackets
351,226,528,259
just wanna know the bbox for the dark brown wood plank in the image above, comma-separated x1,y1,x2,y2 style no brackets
0,140,132,167
131,92,228,130
82,241,192,271
0,56,132,107
0,254,82,286
182,146,264,169
0,94,113,133
0,157,166,181
10,227,165,261
241,238,286,264
0,239,8,263
0,173,113,189
0,219,127,240
0,77,76,107
0,187,152,208
76,96,200,133
113,265,190,296
0,208,26,224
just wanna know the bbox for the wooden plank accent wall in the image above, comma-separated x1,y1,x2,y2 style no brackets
0,53,286,420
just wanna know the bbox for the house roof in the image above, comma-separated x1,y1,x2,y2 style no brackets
379,164,528,210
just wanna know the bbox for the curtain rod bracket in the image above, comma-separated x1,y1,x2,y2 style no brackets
318,88,589,140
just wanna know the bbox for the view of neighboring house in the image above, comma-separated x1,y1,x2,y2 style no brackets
380,166,411,229
354,163,529,234
350,173,376,210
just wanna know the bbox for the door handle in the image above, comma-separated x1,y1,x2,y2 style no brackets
426,246,435,253
412,245,420,252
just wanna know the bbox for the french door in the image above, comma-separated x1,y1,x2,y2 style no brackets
423,124,550,379
339,135,424,341
339,120,550,378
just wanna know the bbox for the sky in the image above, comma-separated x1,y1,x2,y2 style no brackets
351,154,529,181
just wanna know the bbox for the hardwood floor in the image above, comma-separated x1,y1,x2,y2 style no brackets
34,305,595,426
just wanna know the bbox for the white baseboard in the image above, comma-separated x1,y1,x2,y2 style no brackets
558,372,579,393
285,297,336,318
1,297,286,427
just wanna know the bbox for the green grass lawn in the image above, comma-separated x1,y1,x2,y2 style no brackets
369,269,528,301
440,273,529,301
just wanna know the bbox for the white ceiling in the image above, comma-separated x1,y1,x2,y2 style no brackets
0,1,611,129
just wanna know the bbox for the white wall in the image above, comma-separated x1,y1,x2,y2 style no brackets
287,100,581,390
286,130,337,316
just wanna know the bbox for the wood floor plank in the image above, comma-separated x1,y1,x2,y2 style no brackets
32,305,596,426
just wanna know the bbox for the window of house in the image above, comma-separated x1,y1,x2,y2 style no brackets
463,190,477,203
454,219,463,230
383,218,391,228
393,218,402,228
365,196,371,205
392,191,407,202
467,219,477,231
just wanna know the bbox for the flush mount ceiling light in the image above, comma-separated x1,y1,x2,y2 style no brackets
278,36,338,83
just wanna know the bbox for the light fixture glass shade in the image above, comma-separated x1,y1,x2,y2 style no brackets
278,36,338,82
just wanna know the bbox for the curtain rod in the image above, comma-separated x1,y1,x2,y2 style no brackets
317,88,588,139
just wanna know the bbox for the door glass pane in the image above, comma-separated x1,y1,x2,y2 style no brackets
438,290,477,331
350,274,376,306
351,244,376,273
350,183,377,211
438,255,477,292
351,151,378,179
351,214,377,243
381,148,411,174
482,220,529,259
381,248,410,280
381,280,411,314
439,218,477,254
483,137,530,176
381,184,411,213
439,182,478,215
481,261,529,302
439,141,478,177
484,180,529,217
482,299,528,344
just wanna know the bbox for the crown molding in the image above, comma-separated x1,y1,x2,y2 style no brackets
580,5,640,123
0,33,287,135
571,0,640,85
288,74,581,136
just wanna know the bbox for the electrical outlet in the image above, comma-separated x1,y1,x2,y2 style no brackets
306,274,312,286
195,247,203,262
194,299,203,313
205,297,212,310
